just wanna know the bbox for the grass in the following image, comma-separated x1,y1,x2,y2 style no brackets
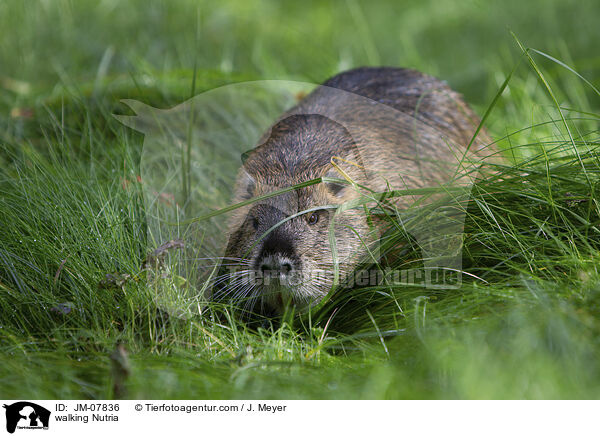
0,0,599,399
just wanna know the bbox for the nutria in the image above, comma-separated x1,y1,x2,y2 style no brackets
212,67,495,316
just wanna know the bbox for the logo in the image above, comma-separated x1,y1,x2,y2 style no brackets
3,402,50,434
115,80,476,303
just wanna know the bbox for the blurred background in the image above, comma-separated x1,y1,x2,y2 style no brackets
1,0,598,110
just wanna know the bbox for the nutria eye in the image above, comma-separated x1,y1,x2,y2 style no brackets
307,212,319,225
251,217,259,230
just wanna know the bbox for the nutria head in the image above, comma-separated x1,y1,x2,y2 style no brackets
213,113,376,315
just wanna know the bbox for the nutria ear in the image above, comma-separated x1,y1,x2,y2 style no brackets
324,147,368,198
241,149,255,165
324,168,347,197
238,169,256,199
241,151,250,164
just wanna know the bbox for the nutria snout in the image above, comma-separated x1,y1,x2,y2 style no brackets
212,67,495,316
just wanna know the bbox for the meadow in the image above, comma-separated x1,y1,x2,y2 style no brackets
0,0,599,399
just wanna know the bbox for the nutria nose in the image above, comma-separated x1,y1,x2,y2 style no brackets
259,256,294,277
256,225,298,279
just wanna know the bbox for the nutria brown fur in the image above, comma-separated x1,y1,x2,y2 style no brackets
213,67,495,315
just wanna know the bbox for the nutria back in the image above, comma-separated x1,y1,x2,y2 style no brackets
214,67,495,315
311,66,488,148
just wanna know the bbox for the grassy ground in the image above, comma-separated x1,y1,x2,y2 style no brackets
1,0,599,399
